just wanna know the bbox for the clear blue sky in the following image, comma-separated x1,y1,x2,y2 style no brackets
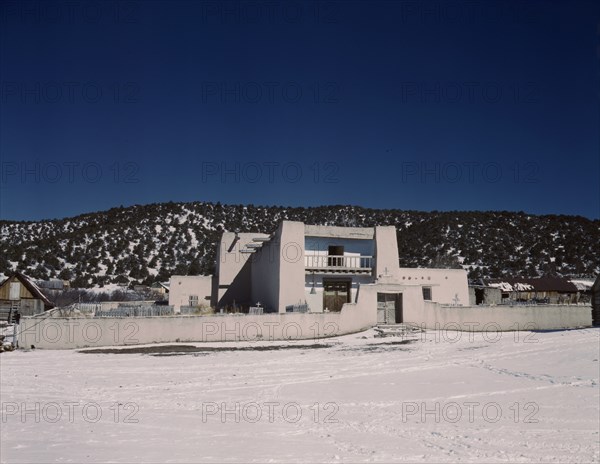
1,0,599,221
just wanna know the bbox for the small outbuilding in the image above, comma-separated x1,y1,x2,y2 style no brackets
485,277,580,304
151,282,170,295
469,285,502,305
0,272,55,320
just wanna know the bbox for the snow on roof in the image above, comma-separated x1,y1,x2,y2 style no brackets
152,282,170,289
487,281,512,292
488,281,534,292
569,280,594,291
485,277,578,293
513,282,535,291
86,283,127,294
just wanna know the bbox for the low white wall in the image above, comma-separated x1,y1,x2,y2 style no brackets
18,296,591,349
18,299,376,350
406,302,593,331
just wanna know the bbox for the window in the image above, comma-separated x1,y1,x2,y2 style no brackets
422,286,432,301
189,295,199,307
9,282,21,300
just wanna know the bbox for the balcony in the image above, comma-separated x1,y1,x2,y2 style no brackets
305,254,373,274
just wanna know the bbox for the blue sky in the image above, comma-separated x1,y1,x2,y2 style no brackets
1,0,599,221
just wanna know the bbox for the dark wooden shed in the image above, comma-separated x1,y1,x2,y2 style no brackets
592,275,600,327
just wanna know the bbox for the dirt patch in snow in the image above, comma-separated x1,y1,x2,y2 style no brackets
79,344,332,355
340,339,417,353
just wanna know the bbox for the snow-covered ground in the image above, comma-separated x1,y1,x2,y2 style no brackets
1,328,599,463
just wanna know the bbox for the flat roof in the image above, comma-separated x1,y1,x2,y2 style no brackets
304,224,374,239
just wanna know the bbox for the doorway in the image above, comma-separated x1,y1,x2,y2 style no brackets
475,288,484,305
323,279,351,312
377,293,403,324
328,245,344,267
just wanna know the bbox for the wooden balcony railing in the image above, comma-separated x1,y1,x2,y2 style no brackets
305,255,373,273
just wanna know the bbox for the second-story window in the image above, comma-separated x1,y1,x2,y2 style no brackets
422,287,432,301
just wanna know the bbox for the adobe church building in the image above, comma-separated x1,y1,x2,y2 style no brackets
210,221,469,325
164,220,593,335
158,220,477,345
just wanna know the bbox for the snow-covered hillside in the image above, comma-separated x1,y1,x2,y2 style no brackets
1,328,598,462
1,202,599,287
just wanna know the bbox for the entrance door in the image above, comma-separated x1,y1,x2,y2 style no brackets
377,293,403,324
323,280,351,312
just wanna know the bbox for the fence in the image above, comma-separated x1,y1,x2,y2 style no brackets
248,306,264,315
305,254,373,270
76,303,102,314
95,305,174,318
286,303,309,313
473,301,592,308
179,306,214,315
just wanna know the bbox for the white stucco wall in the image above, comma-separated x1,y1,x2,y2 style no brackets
168,275,213,312
303,224,374,239
374,226,399,278
18,301,377,350
395,268,469,306
277,221,306,313
367,267,470,321
19,291,592,350
250,227,282,313
216,232,269,307
404,302,593,331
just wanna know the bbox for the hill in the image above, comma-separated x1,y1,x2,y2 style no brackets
1,202,598,287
